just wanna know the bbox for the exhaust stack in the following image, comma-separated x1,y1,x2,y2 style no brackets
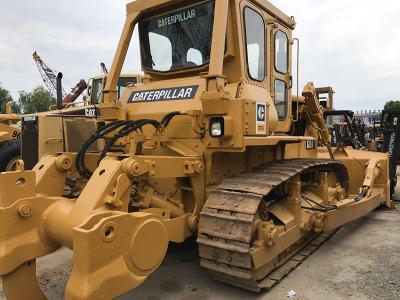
56,72,63,110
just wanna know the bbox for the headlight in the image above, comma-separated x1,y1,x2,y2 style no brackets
211,123,222,137
209,117,224,138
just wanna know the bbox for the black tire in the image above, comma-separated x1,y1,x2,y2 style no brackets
0,139,21,172
391,177,397,196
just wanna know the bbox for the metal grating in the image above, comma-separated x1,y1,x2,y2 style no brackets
21,118,39,170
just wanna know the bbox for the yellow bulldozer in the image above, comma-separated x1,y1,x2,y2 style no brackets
0,0,392,299
21,73,143,170
0,102,21,171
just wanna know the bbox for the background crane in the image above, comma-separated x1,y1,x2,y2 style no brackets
33,51,87,108
32,51,67,99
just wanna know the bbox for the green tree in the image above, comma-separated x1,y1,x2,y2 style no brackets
384,100,400,110
17,86,55,114
10,102,21,114
0,85,20,113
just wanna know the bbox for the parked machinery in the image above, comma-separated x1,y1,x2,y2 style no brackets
0,102,21,171
21,73,143,170
323,110,365,149
375,110,400,195
0,1,391,299
316,86,334,111
315,86,365,149
366,120,383,151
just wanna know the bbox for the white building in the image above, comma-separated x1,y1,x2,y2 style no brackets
354,110,381,126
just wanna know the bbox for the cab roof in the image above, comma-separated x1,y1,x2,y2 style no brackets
126,0,295,29
91,74,143,80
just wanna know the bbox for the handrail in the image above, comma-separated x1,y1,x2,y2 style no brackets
291,37,300,122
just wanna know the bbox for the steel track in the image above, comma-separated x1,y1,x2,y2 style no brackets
197,159,347,291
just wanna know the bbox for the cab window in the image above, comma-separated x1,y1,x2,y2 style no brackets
275,30,288,74
117,77,137,99
92,77,137,104
139,1,215,72
275,79,287,120
244,7,265,81
91,79,103,104
148,33,172,71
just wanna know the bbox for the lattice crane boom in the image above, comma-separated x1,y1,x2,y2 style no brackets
32,51,67,99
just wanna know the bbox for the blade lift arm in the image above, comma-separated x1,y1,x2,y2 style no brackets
356,159,381,201
302,82,332,146
302,82,334,158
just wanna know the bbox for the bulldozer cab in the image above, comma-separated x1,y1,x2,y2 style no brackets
87,74,142,104
104,0,296,134
316,86,334,113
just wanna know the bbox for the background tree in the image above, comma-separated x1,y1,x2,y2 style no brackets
17,86,55,114
384,100,400,110
0,85,20,113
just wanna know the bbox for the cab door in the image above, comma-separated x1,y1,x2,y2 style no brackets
242,2,267,85
271,24,292,132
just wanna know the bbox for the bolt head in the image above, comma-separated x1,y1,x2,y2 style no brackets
18,204,32,217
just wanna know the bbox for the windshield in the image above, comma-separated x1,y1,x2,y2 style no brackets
139,1,215,72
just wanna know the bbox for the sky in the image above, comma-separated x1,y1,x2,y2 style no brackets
0,0,399,111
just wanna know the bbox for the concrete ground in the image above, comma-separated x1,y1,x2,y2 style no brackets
1,199,399,299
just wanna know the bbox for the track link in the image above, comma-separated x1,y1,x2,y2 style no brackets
197,159,347,291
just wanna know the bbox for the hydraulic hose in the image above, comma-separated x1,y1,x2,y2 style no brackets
77,112,183,179
97,119,162,164
76,120,134,178
161,111,182,127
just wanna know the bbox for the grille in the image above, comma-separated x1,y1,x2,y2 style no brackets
21,118,39,170
64,118,100,152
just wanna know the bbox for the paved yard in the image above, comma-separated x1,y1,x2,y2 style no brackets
1,199,399,300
